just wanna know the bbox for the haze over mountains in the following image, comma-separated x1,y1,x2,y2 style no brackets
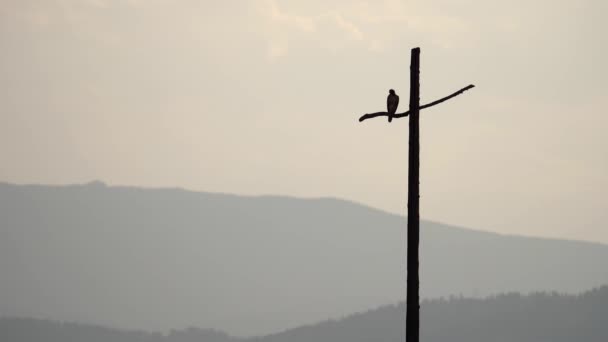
1,181,607,336
2,0,608,245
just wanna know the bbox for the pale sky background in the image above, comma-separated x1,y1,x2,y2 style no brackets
1,0,607,243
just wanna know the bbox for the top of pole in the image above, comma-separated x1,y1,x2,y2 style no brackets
356,46,473,122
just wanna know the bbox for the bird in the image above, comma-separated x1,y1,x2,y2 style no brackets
387,89,399,122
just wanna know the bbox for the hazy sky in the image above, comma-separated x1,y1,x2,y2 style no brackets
1,0,607,243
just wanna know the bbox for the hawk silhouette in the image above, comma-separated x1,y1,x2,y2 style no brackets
387,89,399,122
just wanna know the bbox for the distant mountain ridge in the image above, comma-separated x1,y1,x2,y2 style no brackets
2,286,608,342
1,181,607,336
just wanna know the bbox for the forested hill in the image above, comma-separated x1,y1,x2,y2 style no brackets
261,286,608,342
2,286,607,342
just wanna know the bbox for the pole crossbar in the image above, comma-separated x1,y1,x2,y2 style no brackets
358,84,475,122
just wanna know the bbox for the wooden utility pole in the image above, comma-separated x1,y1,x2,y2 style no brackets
406,47,421,342
358,47,474,342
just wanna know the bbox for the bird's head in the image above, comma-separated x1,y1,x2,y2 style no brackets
389,89,396,95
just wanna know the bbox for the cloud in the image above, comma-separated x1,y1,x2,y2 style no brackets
267,40,288,61
83,0,109,8
255,0,482,58
332,13,364,41
259,0,370,59
265,0,316,32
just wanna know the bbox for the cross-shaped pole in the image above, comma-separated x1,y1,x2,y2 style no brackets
358,47,474,342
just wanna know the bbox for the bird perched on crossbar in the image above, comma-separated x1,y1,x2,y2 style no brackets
387,89,399,122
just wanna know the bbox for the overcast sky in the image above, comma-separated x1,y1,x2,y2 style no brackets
1,0,607,243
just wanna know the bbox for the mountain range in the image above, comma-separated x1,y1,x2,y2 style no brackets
1,181,607,335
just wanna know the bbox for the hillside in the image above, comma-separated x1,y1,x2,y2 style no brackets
1,182,607,335
2,286,607,342
260,286,608,342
